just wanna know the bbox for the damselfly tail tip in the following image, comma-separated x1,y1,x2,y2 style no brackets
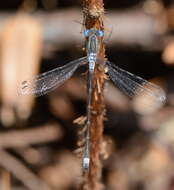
82,157,90,170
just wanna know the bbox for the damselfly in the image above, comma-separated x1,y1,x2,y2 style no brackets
20,28,166,170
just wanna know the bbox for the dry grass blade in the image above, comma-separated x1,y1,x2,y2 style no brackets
0,14,42,126
0,124,62,148
0,149,51,190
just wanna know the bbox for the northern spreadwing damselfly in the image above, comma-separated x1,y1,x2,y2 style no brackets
20,28,166,170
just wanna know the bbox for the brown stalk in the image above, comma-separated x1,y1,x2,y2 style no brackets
0,149,51,190
0,10,170,50
82,0,106,189
0,124,62,148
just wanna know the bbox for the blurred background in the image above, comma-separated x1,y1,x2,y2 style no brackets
0,0,174,189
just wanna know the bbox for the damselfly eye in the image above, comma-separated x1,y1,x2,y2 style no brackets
83,29,91,37
97,30,104,37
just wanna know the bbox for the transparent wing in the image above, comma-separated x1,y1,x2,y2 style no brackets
106,61,166,105
20,57,87,97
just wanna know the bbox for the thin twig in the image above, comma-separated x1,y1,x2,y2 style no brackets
0,149,51,190
0,124,62,148
0,8,170,50
1,170,11,190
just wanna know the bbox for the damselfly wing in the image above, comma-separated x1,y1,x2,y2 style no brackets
106,61,166,108
20,57,87,97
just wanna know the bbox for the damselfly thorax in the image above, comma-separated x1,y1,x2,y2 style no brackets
84,28,104,72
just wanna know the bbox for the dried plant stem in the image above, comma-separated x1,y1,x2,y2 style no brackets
0,10,168,50
82,0,106,189
0,124,62,148
0,149,51,190
1,170,11,190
